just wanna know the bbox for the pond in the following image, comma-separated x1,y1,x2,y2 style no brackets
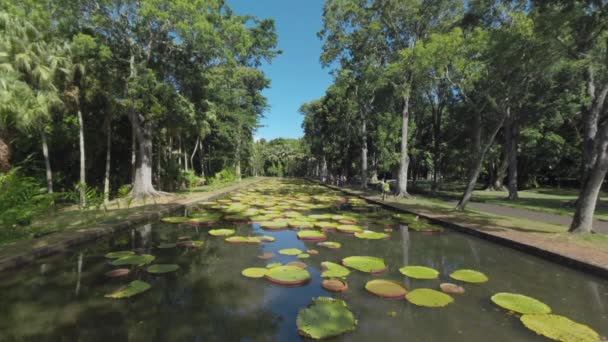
0,180,607,341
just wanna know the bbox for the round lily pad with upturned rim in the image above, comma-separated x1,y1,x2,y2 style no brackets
287,261,308,268
225,236,261,243
315,222,338,230
146,264,180,274
297,253,310,259
297,297,357,339
279,248,303,256
354,231,390,240
491,293,551,314
440,283,465,295
105,280,151,299
342,256,387,273
307,249,319,255
520,314,600,342
259,235,276,242
105,251,135,259
322,279,348,292
112,254,155,266
161,217,190,224
317,241,341,249
258,252,275,259
242,267,268,278
298,230,327,241
450,269,489,283
399,266,439,279
405,288,454,308
209,229,235,237
265,265,311,285
259,220,289,230
321,262,350,279
365,279,408,299
336,225,364,234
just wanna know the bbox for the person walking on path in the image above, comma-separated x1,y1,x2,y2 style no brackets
381,179,390,201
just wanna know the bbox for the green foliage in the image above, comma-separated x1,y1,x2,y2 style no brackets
208,168,237,185
296,297,357,339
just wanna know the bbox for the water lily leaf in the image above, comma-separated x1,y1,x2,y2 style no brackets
105,280,151,299
105,251,135,259
259,235,276,242
307,249,319,255
399,266,439,279
225,213,248,221
336,225,364,234
287,261,307,269
189,214,222,225
314,222,338,230
317,241,341,249
365,279,408,299
354,231,390,240
289,220,315,229
440,283,465,295
450,269,488,283
260,220,289,230
208,229,235,237
297,230,327,241
146,264,180,274
342,256,387,273
321,262,350,278
161,217,190,224
265,265,311,285
242,267,268,278
297,253,310,259
520,314,600,342
308,214,333,220
279,248,303,256
258,252,275,259
297,297,357,339
491,293,551,314
406,288,454,308
112,254,155,266
225,236,261,243
266,262,282,269
105,269,130,277
157,243,176,249
322,279,348,292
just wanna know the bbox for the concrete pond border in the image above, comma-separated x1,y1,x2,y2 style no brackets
318,182,608,279
0,178,267,273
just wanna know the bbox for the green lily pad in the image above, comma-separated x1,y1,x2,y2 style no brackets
146,264,180,274
342,256,387,273
297,253,311,259
259,235,276,242
321,262,351,279
112,254,155,266
308,214,333,220
161,217,190,224
520,314,600,342
105,280,151,299
289,220,315,229
297,230,327,241
450,269,489,283
225,236,262,243
279,248,303,256
354,231,390,240
188,214,222,225
242,267,268,278
259,220,289,230
317,241,341,249
406,288,454,308
314,222,338,230
336,225,364,234
491,293,551,314
365,279,408,299
105,251,135,259
266,262,282,269
399,266,439,279
265,265,311,285
209,229,235,237
157,243,176,249
297,297,357,339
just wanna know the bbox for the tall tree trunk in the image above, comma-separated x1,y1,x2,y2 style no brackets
490,148,509,190
360,112,368,189
397,94,411,197
235,136,241,180
505,107,519,200
130,115,158,198
0,133,11,173
41,130,53,193
199,140,205,178
131,125,137,184
78,109,86,207
103,123,112,204
190,136,200,173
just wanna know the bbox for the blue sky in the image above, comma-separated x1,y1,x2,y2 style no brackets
229,0,333,140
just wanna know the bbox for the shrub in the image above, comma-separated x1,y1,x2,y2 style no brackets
207,168,237,185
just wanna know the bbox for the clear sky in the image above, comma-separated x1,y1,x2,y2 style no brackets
229,0,333,140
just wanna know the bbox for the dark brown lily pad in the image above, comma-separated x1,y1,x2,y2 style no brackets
440,283,465,295
258,252,275,260
322,279,348,292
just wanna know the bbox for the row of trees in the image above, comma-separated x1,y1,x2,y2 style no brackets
0,1,278,204
300,0,608,233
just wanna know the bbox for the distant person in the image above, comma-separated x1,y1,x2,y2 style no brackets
381,179,390,200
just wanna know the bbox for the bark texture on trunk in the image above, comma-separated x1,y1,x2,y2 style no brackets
41,130,53,193
131,125,137,184
360,113,368,189
488,148,508,191
130,115,159,198
78,110,87,207
397,94,410,197
103,124,111,204
505,108,519,200
0,134,11,173
199,140,205,178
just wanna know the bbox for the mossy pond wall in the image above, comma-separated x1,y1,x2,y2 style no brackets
0,180,606,341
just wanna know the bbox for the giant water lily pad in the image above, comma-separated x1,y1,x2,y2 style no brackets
105,280,151,299
161,217,190,224
297,253,311,259
242,267,268,278
520,314,600,342
297,230,327,241
450,269,488,283
322,279,348,292
321,262,351,278
365,279,408,299
105,251,135,259
279,248,303,256
146,264,180,274
112,254,155,266
265,266,311,285
266,262,282,269
225,236,261,243
188,214,222,225
491,293,551,314
336,225,364,234
258,252,275,259
440,283,465,295
297,297,357,339
342,256,387,273
317,241,341,249
259,235,276,242
209,229,235,237
399,266,439,279
260,220,289,230
354,231,390,240
314,222,338,230
406,288,454,308
287,261,308,269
